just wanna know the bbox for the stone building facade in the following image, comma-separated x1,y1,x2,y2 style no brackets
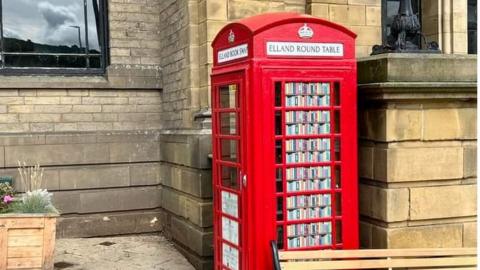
0,0,476,269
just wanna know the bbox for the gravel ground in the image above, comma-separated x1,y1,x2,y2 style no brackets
54,234,195,270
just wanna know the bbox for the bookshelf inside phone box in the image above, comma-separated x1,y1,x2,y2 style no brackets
211,12,358,270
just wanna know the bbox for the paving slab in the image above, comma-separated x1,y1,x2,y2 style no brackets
54,234,195,270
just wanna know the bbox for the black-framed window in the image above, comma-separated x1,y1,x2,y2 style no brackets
0,0,108,74
468,0,477,54
382,0,421,46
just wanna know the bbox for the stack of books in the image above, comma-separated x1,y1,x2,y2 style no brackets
285,82,330,96
286,221,332,237
287,233,332,248
286,151,330,163
286,123,331,135
286,166,331,180
285,111,330,124
286,138,330,152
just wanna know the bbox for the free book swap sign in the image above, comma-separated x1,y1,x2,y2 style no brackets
267,41,344,57
218,44,248,63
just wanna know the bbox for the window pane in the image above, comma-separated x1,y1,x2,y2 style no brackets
468,0,477,54
221,140,239,162
1,0,103,68
220,113,238,135
220,166,239,190
219,85,238,108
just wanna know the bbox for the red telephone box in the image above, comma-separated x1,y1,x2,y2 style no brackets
211,12,358,270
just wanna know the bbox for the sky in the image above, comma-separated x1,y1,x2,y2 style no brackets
2,0,100,50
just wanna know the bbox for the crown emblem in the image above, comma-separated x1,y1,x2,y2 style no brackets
298,23,314,39
228,30,235,43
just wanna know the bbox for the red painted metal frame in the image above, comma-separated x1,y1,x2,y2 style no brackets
211,12,358,270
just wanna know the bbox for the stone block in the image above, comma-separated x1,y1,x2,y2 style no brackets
464,146,477,178
160,163,213,198
24,97,60,105
109,142,160,163
206,0,227,21
358,54,477,83
0,134,46,146
8,105,34,113
5,144,110,167
79,187,161,213
0,123,29,133
359,184,409,222
62,113,93,122
359,146,373,178
327,4,367,25
359,221,372,248
309,3,329,18
56,211,162,238
309,0,347,3
130,163,161,186
374,146,463,182
45,133,96,145
348,0,380,5
381,224,463,248
0,114,18,123
349,25,381,46
228,0,285,20
463,222,477,247
160,133,212,169
366,6,381,26
169,216,213,257
161,187,213,227
359,109,386,140
423,108,476,140
54,123,78,132
386,109,422,141
19,113,61,123
53,191,81,214
30,123,55,132
72,105,102,113
410,184,476,220
59,165,130,190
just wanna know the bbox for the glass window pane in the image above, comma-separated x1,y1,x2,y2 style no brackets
221,140,239,162
1,0,103,68
219,85,237,108
220,166,239,190
468,0,477,54
220,113,237,135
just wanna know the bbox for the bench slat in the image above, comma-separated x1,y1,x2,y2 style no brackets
280,256,477,270
279,248,477,260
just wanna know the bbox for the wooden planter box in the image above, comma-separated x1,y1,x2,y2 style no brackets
0,214,57,270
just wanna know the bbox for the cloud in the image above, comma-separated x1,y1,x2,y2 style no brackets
38,1,77,30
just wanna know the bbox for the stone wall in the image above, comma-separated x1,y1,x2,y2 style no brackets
0,0,164,239
358,54,477,249
307,0,381,57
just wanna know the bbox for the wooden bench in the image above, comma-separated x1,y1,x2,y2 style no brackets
271,241,477,270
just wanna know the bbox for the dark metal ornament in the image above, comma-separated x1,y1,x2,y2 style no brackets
371,0,441,55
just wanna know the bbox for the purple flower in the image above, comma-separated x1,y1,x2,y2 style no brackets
3,195,13,204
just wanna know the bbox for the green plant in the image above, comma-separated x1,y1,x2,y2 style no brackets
11,189,58,214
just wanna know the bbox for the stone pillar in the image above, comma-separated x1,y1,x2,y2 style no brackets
358,54,477,248
422,0,468,54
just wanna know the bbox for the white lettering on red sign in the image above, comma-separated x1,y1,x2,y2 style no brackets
218,44,248,63
266,41,344,57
